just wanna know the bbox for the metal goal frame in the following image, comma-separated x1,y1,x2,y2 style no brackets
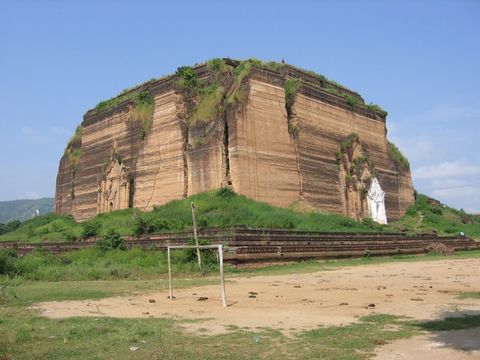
167,244,227,308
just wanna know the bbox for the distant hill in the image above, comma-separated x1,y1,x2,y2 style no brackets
0,198,55,223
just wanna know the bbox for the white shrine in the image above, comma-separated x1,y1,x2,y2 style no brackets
367,177,387,224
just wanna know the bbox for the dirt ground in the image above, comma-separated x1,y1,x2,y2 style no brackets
35,258,480,357
374,328,480,359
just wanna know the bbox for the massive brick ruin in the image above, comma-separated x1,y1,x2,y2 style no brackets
55,59,414,222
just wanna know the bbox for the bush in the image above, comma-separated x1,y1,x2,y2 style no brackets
343,94,358,108
64,231,79,242
184,238,217,266
0,220,21,235
81,220,101,238
96,230,126,251
198,215,209,228
0,249,17,276
285,78,301,110
388,141,410,172
217,187,236,198
134,216,172,236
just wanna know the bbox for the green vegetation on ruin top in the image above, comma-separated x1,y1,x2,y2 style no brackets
88,57,386,118
388,140,410,172
64,125,82,165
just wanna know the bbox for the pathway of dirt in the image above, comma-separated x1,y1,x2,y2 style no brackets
34,258,480,339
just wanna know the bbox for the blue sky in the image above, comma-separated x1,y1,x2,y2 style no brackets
0,0,479,213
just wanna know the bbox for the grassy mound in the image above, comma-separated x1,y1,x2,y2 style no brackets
0,189,386,243
390,193,480,238
1,190,479,244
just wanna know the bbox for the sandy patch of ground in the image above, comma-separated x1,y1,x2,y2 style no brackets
375,328,480,359
34,258,479,337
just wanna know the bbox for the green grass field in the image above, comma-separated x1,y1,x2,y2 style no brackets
1,252,480,360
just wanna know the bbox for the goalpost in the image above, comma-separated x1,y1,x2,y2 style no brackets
167,244,227,308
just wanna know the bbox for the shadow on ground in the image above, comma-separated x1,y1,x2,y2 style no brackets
417,311,480,352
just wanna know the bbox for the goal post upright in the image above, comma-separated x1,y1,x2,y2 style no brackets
167,246,173,300
166,244,227,308
218,244,227,308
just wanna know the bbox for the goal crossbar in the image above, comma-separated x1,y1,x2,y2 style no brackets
167,244,227,308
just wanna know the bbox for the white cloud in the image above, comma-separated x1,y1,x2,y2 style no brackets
426,104,480,123
414,160,480,179
431,186,479,201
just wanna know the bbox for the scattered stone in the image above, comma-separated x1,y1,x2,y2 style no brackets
148,299,156,303
249,295,257,299
248,291,258,295
293,285,301,288
339,302,349,306
368,303,375,308
142,312,150,315
197,297,208,301
411,298,424,301
168,296,176,300
130,346,139,352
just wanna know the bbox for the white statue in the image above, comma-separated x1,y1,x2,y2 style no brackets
367,177,387,224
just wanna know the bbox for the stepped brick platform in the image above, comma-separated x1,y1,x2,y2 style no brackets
2,228,479,263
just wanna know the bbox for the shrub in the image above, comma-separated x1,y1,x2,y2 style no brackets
207,58,228,78
198,215,209,228
64,231,79,242
361,217,377,229
388,141,410,172
81,220,101,238
190,85,225,125
134,215,172,236
228,61,252,105
367,103,387,116
285,78,301,109
0,220,21,235
176,66,199,95
343,94,358,108
217,187,236,198
184,238,217,265
340,133,360,153
129,91,155,140
0,249,17,276
96,230,126,251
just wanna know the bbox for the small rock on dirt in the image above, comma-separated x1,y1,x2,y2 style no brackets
130,346,139,352
339,302,349,306
148,299,156,303
197,297,208,301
